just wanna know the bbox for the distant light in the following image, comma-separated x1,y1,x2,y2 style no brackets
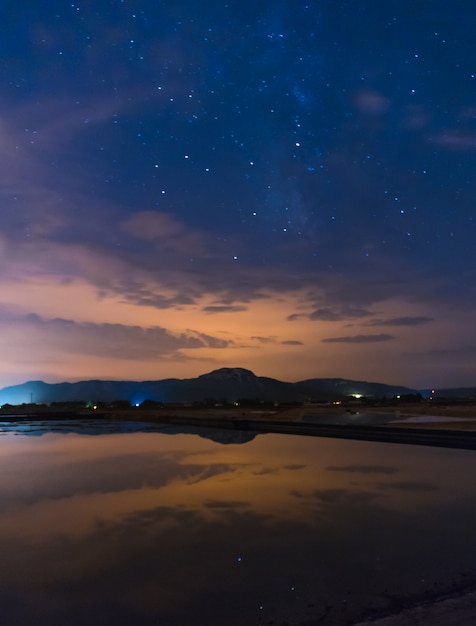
351,393,363,399
93,405,97,410
135,403,140,407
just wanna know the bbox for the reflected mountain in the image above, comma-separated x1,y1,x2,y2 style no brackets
0,419,258,445
195,428,257,445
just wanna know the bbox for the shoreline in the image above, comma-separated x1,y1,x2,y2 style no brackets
3,403,476,447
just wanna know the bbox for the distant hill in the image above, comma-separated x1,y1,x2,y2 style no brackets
0,367,419,405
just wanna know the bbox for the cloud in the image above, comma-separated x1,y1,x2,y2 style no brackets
0,98,449,317
321,334,395,344
365,316,433,327
0,99,464,319
353,90,391,115
121,211,186,241
281,340,303,346
407,345,476,359
287,313,305,321
123,290,198,309
287,304,374,323
0,312,231,361
432,131,476,150
186,330,232,349
250,336,276,344
309,306,373,322
402,104,432,130
202,305,248,314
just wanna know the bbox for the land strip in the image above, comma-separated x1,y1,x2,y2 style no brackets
3,404,476,450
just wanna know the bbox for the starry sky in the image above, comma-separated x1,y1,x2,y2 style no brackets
1,0,476,389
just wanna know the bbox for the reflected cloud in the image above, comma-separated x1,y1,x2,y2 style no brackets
291,488,381,506
185,463,237,484
326,465,399,474
252,466,280,475
204,499,250,509
374,481,439,493
121,505,201,530
313,488,381,505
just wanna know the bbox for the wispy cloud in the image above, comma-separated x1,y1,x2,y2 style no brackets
250,336,276,344
407,345,476,359
0,312,231,361
309,306,373,322
365,316,433,327
322,334,395,344
287,313,305,321
202,305,248,314
432,131,476,150
326,465,399,474
353,89,391,115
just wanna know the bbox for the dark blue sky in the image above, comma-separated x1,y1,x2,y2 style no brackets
1,0,475,387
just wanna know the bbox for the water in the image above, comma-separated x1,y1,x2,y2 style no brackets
1,420,476,625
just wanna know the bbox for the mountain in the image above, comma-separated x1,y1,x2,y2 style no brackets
295,377,418,399
0,367,419,405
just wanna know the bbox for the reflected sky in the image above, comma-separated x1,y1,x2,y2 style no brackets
1,422,476,625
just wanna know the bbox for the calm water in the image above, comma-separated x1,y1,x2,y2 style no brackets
1,420,476,625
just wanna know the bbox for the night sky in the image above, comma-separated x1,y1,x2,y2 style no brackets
2,0,476,389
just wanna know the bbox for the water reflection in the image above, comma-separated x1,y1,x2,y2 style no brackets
1,421,476,625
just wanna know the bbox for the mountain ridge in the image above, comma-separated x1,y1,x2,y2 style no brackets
0,367,422,405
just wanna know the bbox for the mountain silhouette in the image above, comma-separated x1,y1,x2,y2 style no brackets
0,368,418,405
